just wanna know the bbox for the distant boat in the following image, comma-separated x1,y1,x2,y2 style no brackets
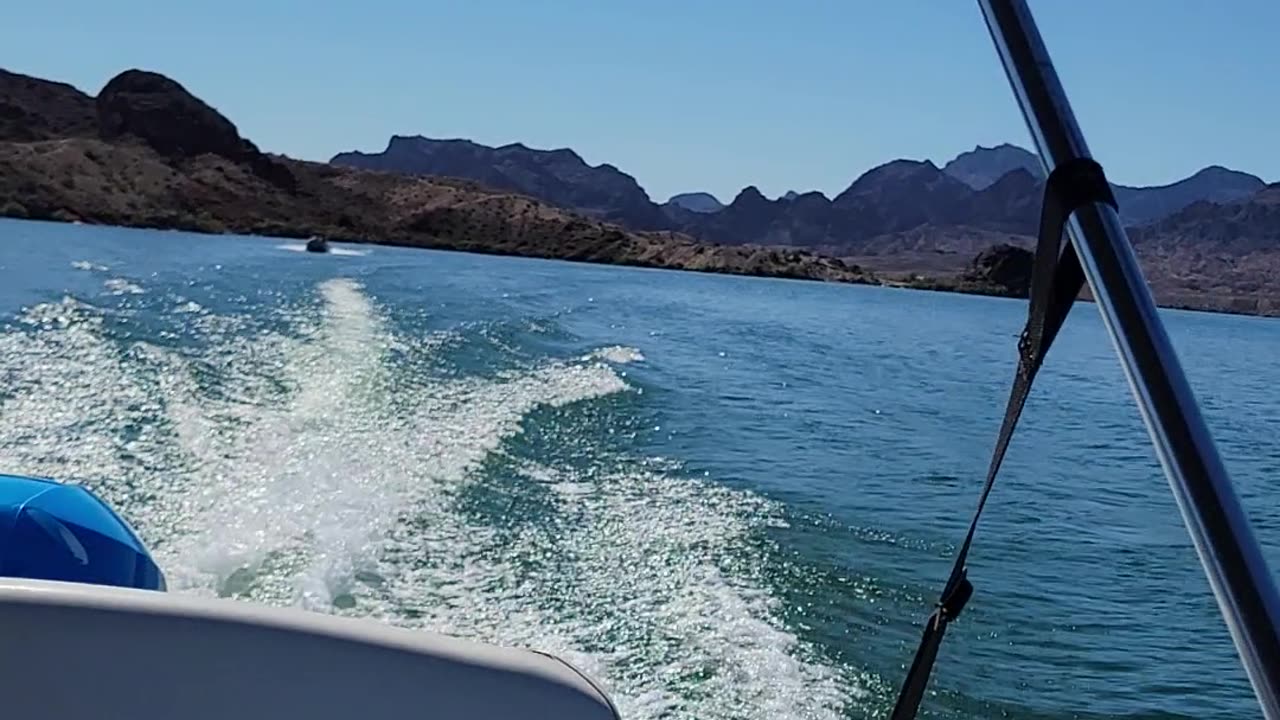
305,235,330,253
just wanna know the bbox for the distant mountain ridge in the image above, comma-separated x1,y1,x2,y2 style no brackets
1112,165,1267,227
940,143,1265,226
333,136,1268,249
684,159,1030,255
665,192,723,213
942,143,1040,190
331,135,672,230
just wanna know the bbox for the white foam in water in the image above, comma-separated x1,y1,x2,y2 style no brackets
588,345,646,364
103,278,145,295
0,277,851,720
71,260,109,272
360,459,854,720
278,242,370,257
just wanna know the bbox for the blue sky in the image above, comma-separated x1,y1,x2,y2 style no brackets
5,1,1277,202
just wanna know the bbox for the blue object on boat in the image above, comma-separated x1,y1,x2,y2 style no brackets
0,473,165,591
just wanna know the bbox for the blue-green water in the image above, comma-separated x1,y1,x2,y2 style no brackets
1,217,1277,719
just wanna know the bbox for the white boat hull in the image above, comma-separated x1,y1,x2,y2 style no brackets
0,578,619,720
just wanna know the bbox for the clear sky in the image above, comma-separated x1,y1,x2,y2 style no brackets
5,1,1277,202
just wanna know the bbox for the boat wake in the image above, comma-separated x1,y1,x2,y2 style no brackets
0,275,852,720
278,242,369,256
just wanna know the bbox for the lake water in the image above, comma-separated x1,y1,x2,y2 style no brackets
1,217,1277,719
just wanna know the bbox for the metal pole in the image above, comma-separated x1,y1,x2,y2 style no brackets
978,1,1280,717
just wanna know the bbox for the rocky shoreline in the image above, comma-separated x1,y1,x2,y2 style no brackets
9,196,1267,315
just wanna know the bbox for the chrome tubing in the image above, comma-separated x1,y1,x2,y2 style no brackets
978,1,1280,717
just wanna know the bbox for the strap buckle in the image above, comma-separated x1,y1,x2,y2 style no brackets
939,569,974,621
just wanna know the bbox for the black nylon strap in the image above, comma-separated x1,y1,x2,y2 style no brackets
888,158,1116,720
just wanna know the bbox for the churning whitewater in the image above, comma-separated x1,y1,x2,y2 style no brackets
0,272,851,720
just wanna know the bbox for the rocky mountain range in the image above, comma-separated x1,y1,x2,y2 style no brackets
329,133,1280,315
331,135,1269,254
0,67,874,286
331,136,675,231
940,142,1266,226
